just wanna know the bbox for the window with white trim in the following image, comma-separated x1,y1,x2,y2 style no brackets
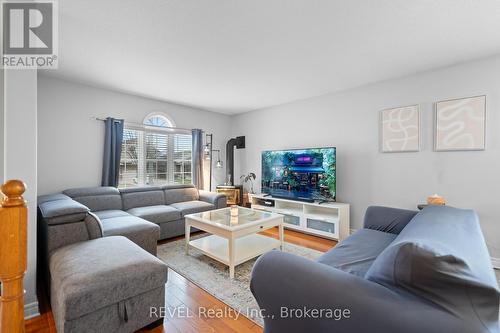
118,114,192,188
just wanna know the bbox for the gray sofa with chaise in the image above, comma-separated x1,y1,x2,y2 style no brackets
251,205,500,333
38,184,226,256
37,184,226,333
63,184,226,242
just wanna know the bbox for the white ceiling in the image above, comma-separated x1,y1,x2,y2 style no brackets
44,0,500,114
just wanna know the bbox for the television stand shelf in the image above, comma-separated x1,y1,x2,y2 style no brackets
249,194,350,241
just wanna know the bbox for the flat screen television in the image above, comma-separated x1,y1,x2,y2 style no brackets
261,147,336,202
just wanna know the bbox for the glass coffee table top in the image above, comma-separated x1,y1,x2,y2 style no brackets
186,206,277,228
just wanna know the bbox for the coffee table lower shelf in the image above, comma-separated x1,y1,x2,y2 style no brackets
188,234,282,276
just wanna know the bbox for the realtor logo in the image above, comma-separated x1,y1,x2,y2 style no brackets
2,0,58,69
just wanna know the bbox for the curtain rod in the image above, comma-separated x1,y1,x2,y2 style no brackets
91,116,206,133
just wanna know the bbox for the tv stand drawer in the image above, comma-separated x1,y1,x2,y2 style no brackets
283,214,300,226
306,217,338,238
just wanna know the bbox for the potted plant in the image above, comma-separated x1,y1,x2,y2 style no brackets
240,172,256,194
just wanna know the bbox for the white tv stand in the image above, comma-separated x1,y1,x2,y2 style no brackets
248,194,350,241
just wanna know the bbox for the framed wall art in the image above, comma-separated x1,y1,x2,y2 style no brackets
435,95,486,151
380,104,420,153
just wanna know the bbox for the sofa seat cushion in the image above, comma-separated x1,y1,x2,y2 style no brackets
49,236,167,321
317,229,396,277
100,216,160,255
169,200,215,217
94,210,131,220
127,205,181,223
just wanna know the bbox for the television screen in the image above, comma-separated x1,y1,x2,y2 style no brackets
261,147,336,202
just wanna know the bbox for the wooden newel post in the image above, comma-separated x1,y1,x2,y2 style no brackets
0,180,27,333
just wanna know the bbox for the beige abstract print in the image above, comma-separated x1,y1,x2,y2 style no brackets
435,96,486,151
381,105,419,152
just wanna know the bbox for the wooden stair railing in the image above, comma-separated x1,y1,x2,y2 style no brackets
0,180,27,333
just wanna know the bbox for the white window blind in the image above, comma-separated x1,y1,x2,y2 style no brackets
119,127,192,188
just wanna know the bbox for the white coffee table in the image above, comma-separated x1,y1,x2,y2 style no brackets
185,206,284,278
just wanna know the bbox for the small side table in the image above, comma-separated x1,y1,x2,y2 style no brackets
418,204,446,210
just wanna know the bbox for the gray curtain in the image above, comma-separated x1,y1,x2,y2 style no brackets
192,129,204,189
101,117,124,187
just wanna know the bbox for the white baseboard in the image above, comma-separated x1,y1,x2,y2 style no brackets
349,228,358,235
24,301,40,319
492,257,500,270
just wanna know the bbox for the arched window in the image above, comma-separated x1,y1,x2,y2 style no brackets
119,112,192,188
143,112,176,128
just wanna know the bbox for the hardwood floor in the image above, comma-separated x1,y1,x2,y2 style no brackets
25,228,336,333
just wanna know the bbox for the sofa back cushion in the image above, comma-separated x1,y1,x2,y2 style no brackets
366,206,499,327
120,186,165,210
363,206,418,234
317,228,397,277
163,184,199,204
63,187,122,211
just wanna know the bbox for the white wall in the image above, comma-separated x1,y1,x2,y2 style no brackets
37,75,232,195
3,69,39,316
0,68,4,184
231,55,500,259
37,55,500,262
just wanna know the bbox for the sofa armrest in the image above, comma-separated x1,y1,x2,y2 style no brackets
38,196,90,225
362,206,418,234
250,251,465,333
38,193,72,204
199,190,227,209
84,212,103,239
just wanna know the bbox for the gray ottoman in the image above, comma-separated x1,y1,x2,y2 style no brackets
50,236,167,333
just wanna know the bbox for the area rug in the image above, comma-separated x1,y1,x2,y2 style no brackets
157,234,323,326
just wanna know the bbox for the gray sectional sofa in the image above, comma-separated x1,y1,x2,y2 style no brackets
63,184,226,242
39,184,226,254
37,184,226,333
251,205,500,333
